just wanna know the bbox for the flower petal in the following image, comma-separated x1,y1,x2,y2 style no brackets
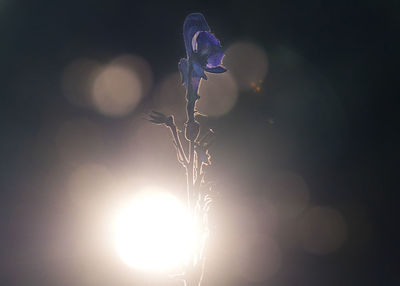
193,61,207,80
204,66,227,73
183,13,210,58
196,31,221,52
206,50,224,68
194,31,224,68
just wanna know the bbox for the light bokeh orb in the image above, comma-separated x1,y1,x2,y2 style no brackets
152,73,186,125
92,65,142,117
62,54,152,117
113,187,195,271
223,42,268,91
110,54,153,96
197,71,238,117
153,71,238,120
265,171,310,219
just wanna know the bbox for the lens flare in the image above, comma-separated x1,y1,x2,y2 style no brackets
113,187,195,271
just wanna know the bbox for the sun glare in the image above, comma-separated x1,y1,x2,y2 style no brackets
113,187,195,271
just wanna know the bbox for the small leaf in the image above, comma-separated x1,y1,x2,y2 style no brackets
147,110,169,124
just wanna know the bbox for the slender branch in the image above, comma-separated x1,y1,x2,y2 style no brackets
187,141,194,210
173,141,186,165
194,153,203,193
185,57,197,211
186,58,195,122
169,124,188,165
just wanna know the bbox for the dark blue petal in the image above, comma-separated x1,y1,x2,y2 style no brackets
193,61,207,80
206,50,224,68
183,13,210,58
195,31,221,53
193,31,224,68
204,66,227,73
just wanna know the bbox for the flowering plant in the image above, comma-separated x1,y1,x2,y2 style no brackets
149,13,226,286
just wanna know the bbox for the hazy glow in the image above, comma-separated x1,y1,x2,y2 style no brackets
62,54,152,117
56,118,103,164
68,163,115,211
266,171,310,219
153,73,187,125
113,187,195,271
61,58,102,108
218,193,282,282
299,206,347,254
223,42,268,91
111,54,153,96
237,235,281,282
197,71,238,117
92,65,142,117
127,120,179,173
154,71,238,120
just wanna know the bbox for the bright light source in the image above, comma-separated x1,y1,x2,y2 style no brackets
113,187,195,271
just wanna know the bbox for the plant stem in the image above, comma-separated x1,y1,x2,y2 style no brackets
170,124,188,164
187,141,194,209
184,57,205,286
186,58,196,210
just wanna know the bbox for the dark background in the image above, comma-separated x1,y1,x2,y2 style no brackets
0,0,397,285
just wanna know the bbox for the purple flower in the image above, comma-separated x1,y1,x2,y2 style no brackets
179,13,226,100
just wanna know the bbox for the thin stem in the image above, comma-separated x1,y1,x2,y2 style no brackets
184,57,205,286
194,153,202,193
186,57,196,210
187,140,194,210
186,58,195,121
169,124,188,164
